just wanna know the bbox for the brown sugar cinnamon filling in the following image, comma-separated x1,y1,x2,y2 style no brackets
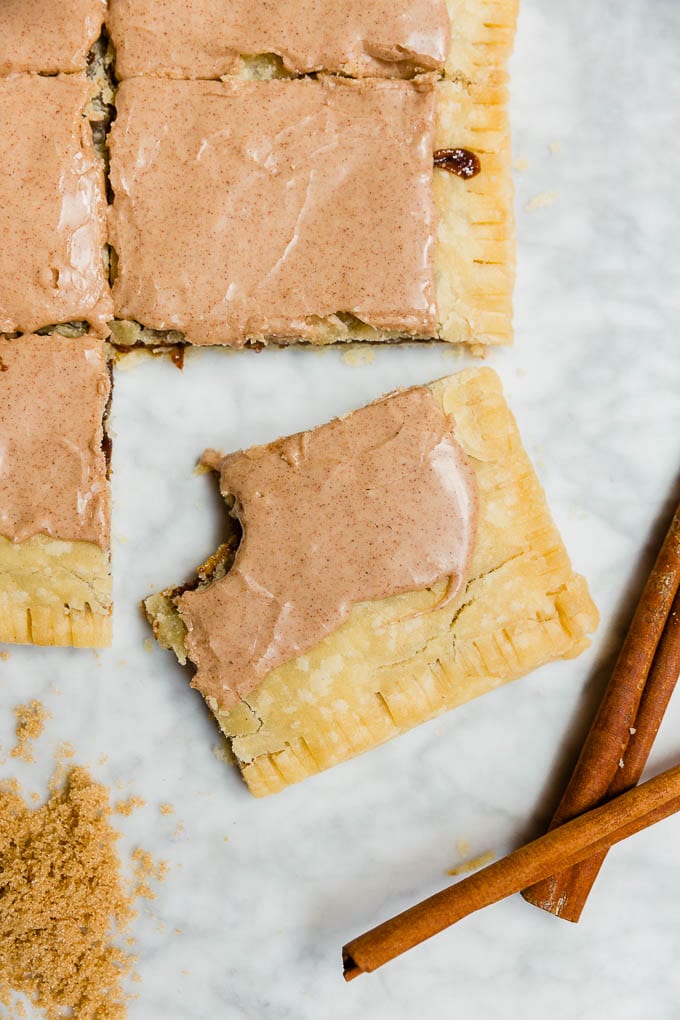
434,147,481,179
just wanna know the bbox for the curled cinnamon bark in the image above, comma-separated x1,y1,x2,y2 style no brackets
522,504,680,920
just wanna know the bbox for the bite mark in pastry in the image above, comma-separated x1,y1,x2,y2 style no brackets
145,368,599,796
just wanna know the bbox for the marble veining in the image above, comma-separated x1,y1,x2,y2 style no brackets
1,0,680,1017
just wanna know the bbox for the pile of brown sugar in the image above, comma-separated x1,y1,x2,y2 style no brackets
0,766,135,1019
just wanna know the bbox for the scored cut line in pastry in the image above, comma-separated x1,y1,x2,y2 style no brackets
145,368,599,797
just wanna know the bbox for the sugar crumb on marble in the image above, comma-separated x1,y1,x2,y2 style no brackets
131,847,169,900
10,700,51,763
55,740,76,761
115,795,147,816
160,801,175,815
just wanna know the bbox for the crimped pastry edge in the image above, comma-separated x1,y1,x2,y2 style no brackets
0,535,112,649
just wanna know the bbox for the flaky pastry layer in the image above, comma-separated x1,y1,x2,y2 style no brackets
146,368,598,796
0,535,112,648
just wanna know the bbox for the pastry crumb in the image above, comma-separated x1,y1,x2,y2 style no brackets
0,650,10,661
55,740,76,760
10,700,50,763
160,802,175,815
447,850,495,877
341,345,374,367
0,767,135,1019
211,740,234,766
115,795,147,816
526,191,558,211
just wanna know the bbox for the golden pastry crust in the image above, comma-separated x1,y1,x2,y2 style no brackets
446,0,518,83
435,75,513,346
0,535,112,648
145,368,598,796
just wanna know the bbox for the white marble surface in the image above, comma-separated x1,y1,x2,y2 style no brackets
2,1,680,1017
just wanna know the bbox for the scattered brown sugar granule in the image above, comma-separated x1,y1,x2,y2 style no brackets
10,700,50,763
0,766,135,1020
160,802,174,815
55,740,76,761
131,848,169,901
115,795,147,816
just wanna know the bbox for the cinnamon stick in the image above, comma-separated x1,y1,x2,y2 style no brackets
342,762,680,980
522,504,680,920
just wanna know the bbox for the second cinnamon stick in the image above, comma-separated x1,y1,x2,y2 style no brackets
522,504,680,919
343,762,680,980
